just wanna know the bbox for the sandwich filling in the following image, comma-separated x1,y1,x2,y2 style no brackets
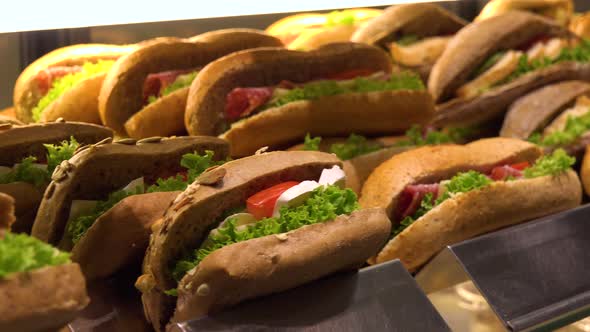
32,61,115,122
66,150,227,244
143,69,200,105
0,137,79,188
168,165,356,295
390,35,453,67
303,125,470,160
223,71,424,126
457,37,590,99
392,149,575,238
0,232,70,278
529,96,590,148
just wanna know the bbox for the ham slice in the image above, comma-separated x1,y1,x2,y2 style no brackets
36,66,82,95
397,184,439,220
142,69,193,103
225,87,275,121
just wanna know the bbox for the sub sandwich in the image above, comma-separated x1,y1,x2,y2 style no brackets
429,11,590,127
501,80,590,157
137,151,391,331
185,42,434,157
14,43,136,124
289,126,470,193
98,29,282,138
31,136,229,281
0,121,113,233
360,137,581,271
351,3,467,80
0,193,89,332
476,0,573,26
266,8,381,50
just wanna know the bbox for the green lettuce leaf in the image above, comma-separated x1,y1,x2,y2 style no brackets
395,125,469,147
0,157,49,187
32,60,115,122
45,137,79,174
325,10,356,27
264,72,424,109
303,133,321,151
148,70,199,104
530,111,590,147
0,233,70,278
523,149,575,178
391,192,434,238
472,51,506,78
329,134,381,160
171,185,359,282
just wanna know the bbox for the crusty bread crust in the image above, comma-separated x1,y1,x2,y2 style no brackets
0,183,42,234
124,88,189,139
570,12,590,39
39,73,106,124
371,170,581,270
360,138,542,217
99,30,282,135
351,3,466,47
0,193,15,231
221,89,433,157
581,146,590,196
72,191,180,281
432,61,590,127
171,208,391,323
477,0,573,24
0,121,113,166
31,136,229,247
0,263,89,332
429,11,568,103
501,80,590,139
14,44,135,123
140,151,340,331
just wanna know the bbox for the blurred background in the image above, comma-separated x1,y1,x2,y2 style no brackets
1,0,590,108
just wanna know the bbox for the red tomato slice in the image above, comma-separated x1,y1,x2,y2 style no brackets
510,162,530,171
247,181,300,219
325,69,375,80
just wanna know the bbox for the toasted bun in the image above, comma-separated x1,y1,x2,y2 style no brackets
0,107,21,125
185,43,433,156
477,0,573,25
31,136,229,248
0,183,42,234
581,146,590,196
171,208,390,323
14,44,135,123
432,61,590,127
361,138,581,270
429,11,568,103
570,13,590,39
0,263,89,332
372,170,580,270
0,193,15,231
360,138,542,217
0,121,113,166
72,191,180,280
99,30,282,135
351,3,466,47
267,9,382,49
501,81,590,139
140,151,341,331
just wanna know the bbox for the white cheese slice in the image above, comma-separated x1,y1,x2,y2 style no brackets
67,200,98,223
543,38,566,60
201,212,256,249
272,180,320,217
122,177,145,194
318,165,345,188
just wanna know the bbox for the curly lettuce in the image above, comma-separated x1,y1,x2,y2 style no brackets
329,134,381,160
32,60,115,122
0,137,79,188
171,185,359,282
523,149,575,178
148,70,199,104
325,10,356,27
529,111,590,147
395,125,470,147
67,150,227,243
0,233,70,278
303,133,321,151
264,72,424,109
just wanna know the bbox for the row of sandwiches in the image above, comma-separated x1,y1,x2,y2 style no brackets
3,1,590,331
0,121,586,331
